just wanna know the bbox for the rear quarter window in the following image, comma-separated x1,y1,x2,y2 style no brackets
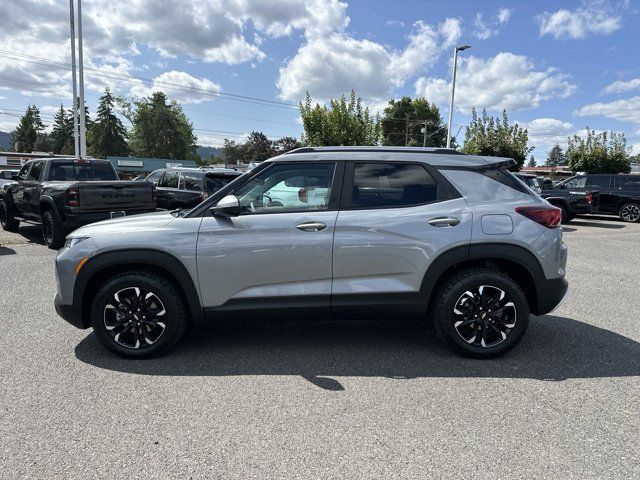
440,168,534,204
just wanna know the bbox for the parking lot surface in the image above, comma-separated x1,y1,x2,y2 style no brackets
1,216,639,479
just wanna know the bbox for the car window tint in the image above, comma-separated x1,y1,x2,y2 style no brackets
205,174,236,193
159,171,179,188
351,163,438,209
440,169,532,204
563,177,586,189
586,176,610,189
235,163,335,214
49,162,118,181
28,162,43,180
18,164,31,179
183,172,204,191
91,162,119,180
621,176,640,189
145,171,164,184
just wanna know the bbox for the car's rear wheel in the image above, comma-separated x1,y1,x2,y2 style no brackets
431,269,530,358
91,271,188,358
41,210,66,249
559,204,570,223
0,198,19,232
619,203,640,222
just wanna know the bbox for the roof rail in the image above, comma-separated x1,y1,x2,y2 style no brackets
282,146,466,155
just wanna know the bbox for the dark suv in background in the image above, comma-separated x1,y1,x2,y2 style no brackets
145,167,242,210
556,174,640,222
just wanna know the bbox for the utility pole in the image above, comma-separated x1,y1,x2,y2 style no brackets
69,0,79,157
447,45,470,149
76,0,87,158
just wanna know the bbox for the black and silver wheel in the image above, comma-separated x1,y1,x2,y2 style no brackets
619,203,640,223
432,269,529,358
0,197,19,232
41,210,66,249
91,271,187,358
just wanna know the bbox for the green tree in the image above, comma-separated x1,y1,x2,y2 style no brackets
381,96,447,147
527,156,536,168
222,139,246,165
88,88,129,158
50,105,74,154
272,136,302,154
462,108,533,170
546,144,567,167
299,91,381,146
11,105,45,152
129,92,197,160
245,131,273,162
567,129,631,174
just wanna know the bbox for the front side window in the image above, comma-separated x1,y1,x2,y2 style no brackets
234,163,335,214
18,164,31,180
563,177,586,189
28,162,43,180
159,171,179,188
351,163,438,209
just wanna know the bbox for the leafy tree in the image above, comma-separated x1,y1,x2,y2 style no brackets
244,131,273,162
567,129,631,174
33,134,52,152
381,96,447,147
88,88,129,158
527,156,536,168
546,144,567,167
11,105,45,152
50,105,74,154
129,92,197,160
299,91,381,146
462,108,533,170
273,136,302,154
222,139,247,165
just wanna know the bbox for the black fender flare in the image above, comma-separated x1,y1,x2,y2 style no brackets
39,195,64,222
75,248,205,327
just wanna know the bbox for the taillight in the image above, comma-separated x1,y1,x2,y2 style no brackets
151,185,157,204
298,188,308,203
66,187,80,207
585,192,592,204
198,191,208,203
515,205,561,228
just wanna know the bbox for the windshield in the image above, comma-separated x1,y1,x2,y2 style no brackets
49,161,118,181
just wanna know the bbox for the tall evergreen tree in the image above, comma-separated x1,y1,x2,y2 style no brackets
50,105,74,154
11,105,45,152
546,144,567,167
245,131,273,162
527,156,536,168
88,88,129,158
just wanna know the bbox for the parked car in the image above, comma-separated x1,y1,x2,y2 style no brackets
146,167,242,210
555,174,640,222
55,146,568,359
515,173,599,222
0,158,157,248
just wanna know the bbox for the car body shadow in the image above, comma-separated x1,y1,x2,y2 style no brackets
568,220,625,229
74,315,640,390
0,246,16,255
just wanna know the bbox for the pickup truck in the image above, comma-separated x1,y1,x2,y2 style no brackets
0,158,157,249
515,173,599,223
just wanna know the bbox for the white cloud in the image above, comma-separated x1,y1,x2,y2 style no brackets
497,7,512,24
129,71,222,104
515,118,576,156
574,96,640,124
537,1,622,40
603,78,640,94
277,18,461,101
473,7,512,40
415,52,576,112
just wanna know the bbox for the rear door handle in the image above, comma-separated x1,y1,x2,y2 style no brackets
296,222,327,232
428,217,460,227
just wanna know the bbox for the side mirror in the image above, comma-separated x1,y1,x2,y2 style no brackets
0,171,15,180
210,194,240,217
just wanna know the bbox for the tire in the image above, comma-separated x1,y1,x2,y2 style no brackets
560,204,570,223
431,268,530,359
41,210,66,249
619,203,640,223
91,271,188,358
0,197,19,232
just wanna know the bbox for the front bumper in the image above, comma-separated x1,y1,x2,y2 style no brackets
534,276,569,315
54,292,86,329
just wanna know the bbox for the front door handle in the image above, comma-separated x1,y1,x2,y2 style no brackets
296,222,327,232
428,217,460,227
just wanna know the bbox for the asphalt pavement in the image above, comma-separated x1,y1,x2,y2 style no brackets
1,216,639,479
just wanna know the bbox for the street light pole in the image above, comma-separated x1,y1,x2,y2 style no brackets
76,0,87,158
69,0,79,157
446,45,470,149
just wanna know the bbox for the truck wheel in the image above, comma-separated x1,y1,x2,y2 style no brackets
91,271,188,358
431,268,530,359
0,198,20,232
41,210,66,249
619,203,640,223
560,204,570,223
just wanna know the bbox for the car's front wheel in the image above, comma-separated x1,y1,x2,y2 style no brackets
619,203,640,223
0,198,19,232
91,271,188,358
431,268,530,358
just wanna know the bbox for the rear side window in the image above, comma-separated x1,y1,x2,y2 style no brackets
440,168,533,204
621,176,640,189
159,171,179,188
205,174,237,193
586,175,611,189
49,161,118,181
351,163,438,209
146,170,164,184
182,172,204,191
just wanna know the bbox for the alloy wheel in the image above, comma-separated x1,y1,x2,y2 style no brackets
620,204,640,222
452,285,517,348
103,287,167,349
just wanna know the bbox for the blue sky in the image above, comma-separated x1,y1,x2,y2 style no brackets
0,0,639,160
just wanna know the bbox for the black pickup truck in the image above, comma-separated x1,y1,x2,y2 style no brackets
0,158,157,248
515,173,599,223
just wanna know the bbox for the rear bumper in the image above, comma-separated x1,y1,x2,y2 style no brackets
534,276,569,315
62,209,156,229
54,292,87,329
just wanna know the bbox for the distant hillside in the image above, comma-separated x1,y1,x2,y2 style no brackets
196,145,225,160
0,131,11,150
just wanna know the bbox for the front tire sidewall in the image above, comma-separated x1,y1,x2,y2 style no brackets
434,271,530,358
91,273,187,358
42,210,66,249
0,198,19,231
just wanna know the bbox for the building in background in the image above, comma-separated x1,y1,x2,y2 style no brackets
106,157,198,179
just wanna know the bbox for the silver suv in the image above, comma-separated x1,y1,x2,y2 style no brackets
54,147,568,358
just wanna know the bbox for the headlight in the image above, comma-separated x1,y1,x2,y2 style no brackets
64,236,90,249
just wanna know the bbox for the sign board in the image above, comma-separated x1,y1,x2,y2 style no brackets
117,159,144,167
0,156,7,166
166,162,182,168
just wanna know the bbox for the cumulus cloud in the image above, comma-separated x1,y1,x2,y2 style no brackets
515,118,576,156
574,96,640,124
277,18,461,101
537,1,622,40
129,71,222,104
602,78,640,94
473,7,512,40
415,52,576,113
